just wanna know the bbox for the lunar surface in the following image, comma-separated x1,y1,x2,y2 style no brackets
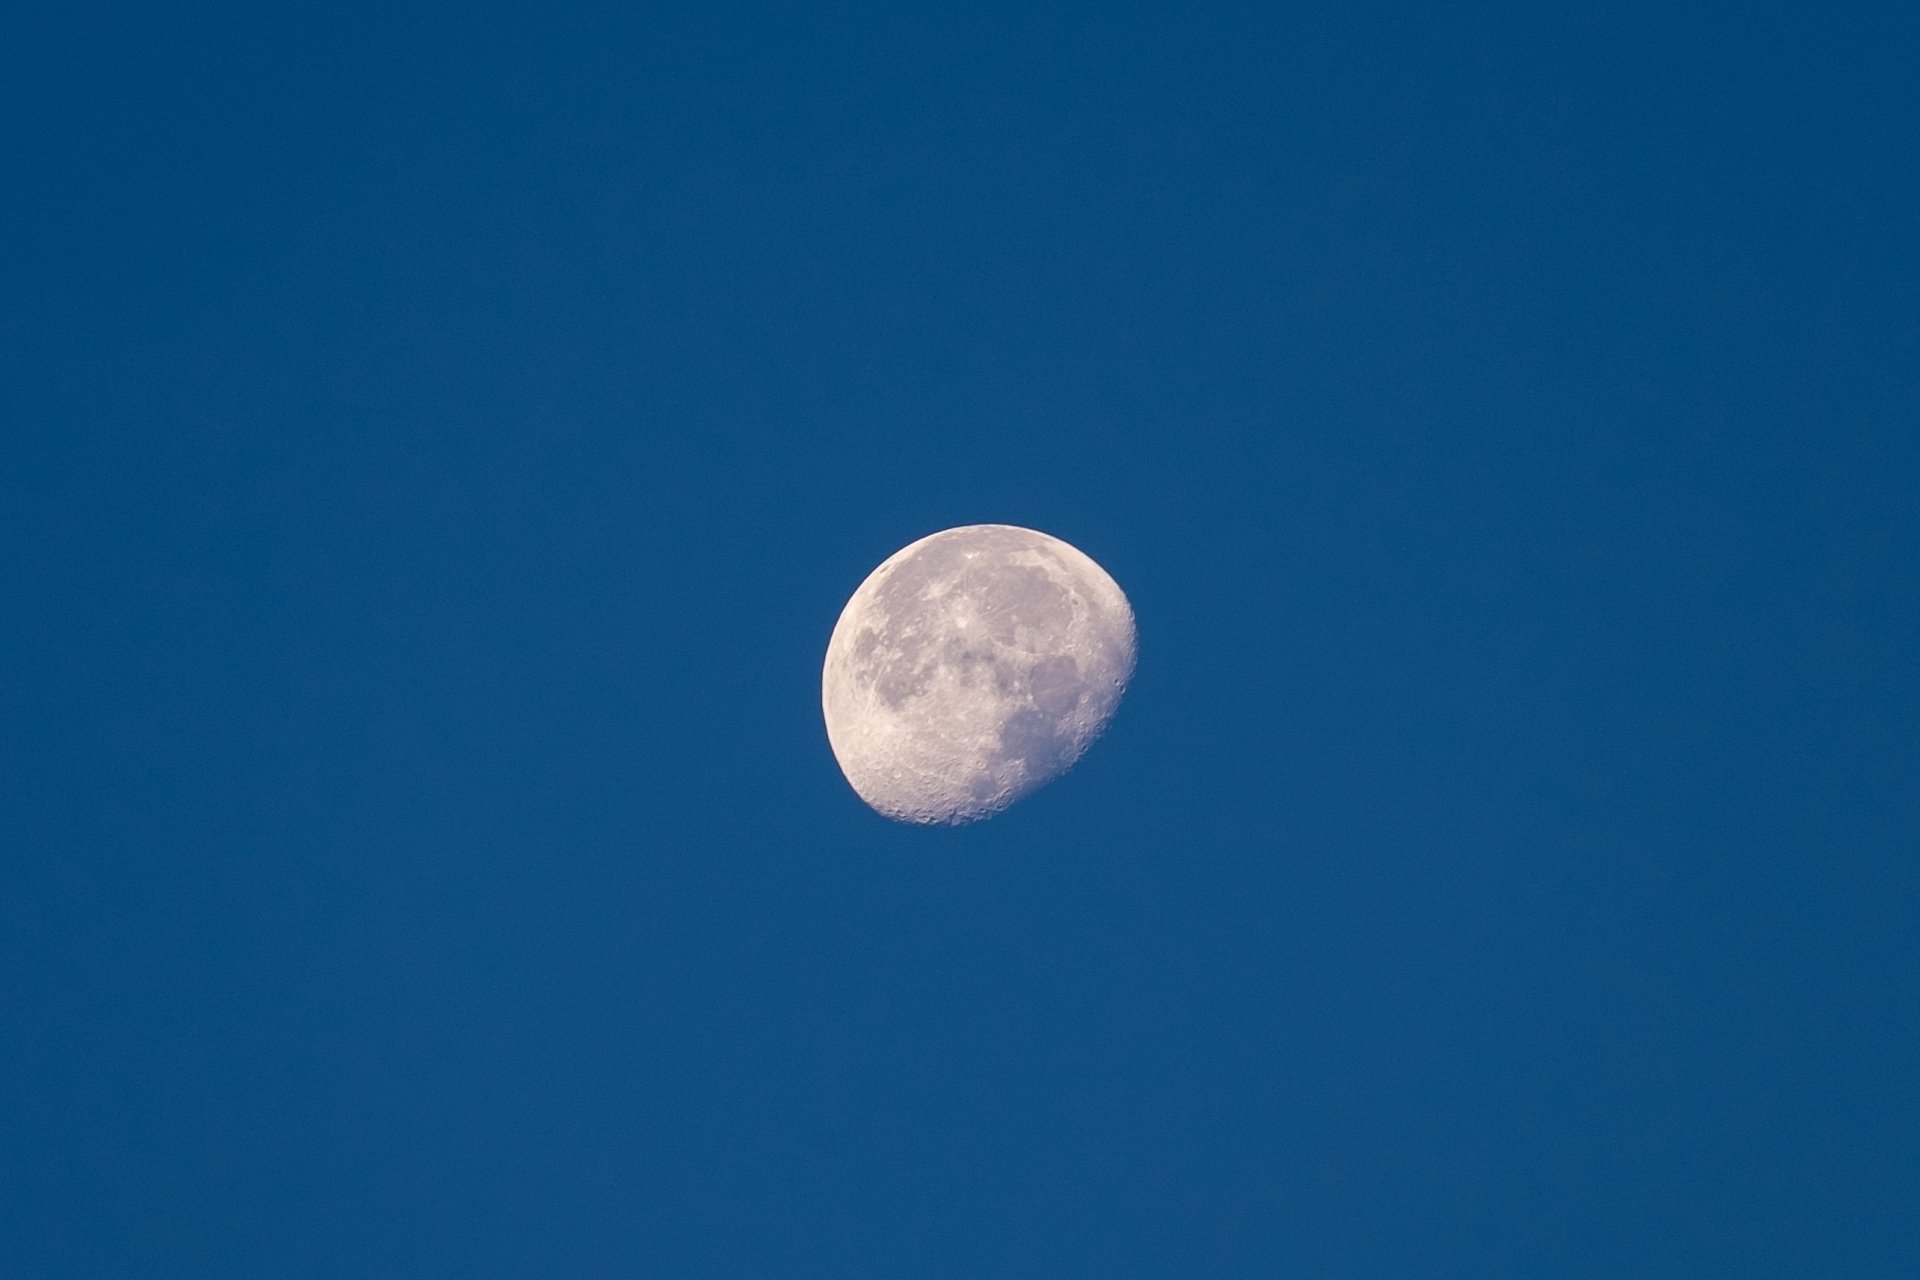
822,524,1136,824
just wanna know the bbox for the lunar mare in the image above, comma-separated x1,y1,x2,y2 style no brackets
822,524,1136,824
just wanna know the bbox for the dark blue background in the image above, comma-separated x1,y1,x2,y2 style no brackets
6,5,1916,1275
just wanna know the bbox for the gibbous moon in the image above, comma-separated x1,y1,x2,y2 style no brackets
822,524,1136,824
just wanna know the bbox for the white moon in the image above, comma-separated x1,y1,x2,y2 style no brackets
822,524,1136,825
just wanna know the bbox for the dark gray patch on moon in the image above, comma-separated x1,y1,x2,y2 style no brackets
994,707,1074,782
1027,655,1083,717
979,566,1072,644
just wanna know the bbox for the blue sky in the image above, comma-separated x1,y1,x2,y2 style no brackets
5,5,1917,1275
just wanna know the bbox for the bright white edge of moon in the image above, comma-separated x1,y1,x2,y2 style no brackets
822,524,1136,825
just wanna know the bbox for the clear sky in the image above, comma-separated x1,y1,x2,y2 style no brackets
5,5,1917,1276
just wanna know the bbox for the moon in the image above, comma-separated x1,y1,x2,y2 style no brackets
822,524,1136,824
